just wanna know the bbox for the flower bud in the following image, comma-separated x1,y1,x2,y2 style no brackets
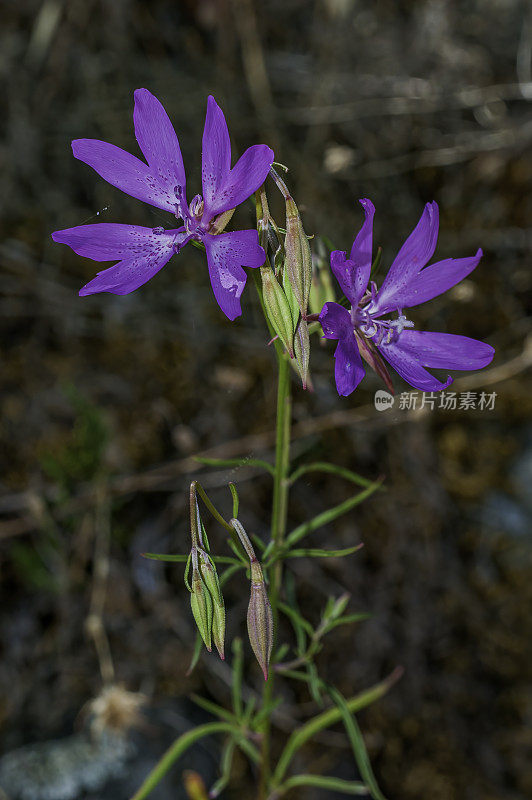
284,196,312,317
260,266,295,357
198,550,225,660
247,560,273,680
293,318,310,390
190,565,213,652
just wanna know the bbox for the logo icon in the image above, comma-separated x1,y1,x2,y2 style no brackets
374,390,394,411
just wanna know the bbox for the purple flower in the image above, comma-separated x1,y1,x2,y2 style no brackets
319,199,494,396
52,90,274,320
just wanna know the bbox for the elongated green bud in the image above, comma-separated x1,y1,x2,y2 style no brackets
284,196,312,317
293,318,310,390
282,261,300,329
198,549,225,660
190,561,213,652
260,266,295,357
247,559,273,681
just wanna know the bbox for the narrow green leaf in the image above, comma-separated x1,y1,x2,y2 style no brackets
219,563,244,586
278,774,369,796
278,601,314,640
143,552,239,565
268,543,363,565
307,661,324,706
275,643,290,662
226,538,249,566
273,668,403,786
251,533,266,553
326,613,371,631
191,694,235,725
234,735,261,765
242,695,257,725
129,721,235,800
286,479,384,547
276,668,326,687
328,686,387,800
252,696,283,729
209,738,236,799
229,482,239,518
194,455,275,477
289,461,380,489
185,632,203,677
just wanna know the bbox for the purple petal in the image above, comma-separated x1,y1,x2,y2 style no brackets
133,88,187,201
72,139,180,214
334,333,365,396
390,249,483,309
319,301,353,340
201,96,274,221
377,327,494,391
377,337,452,392
203,229,265,320
370,201,439,316
390,330,494,370
330,252,361,307
201,96,232,214
52,224,182,295
348,198,375,290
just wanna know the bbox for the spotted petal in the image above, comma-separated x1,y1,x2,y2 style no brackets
203,229,265,320
370,201,439,316
388,249,483,310
133,88,187,203
377,329,494,391
201,96,273,222
52,223,184,295
72,89,185,214
319,301,353,340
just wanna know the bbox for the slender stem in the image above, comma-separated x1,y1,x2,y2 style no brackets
259,348,292,798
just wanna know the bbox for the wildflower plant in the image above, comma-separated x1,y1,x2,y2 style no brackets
53,90,494,799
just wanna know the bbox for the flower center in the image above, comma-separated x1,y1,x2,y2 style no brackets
352,305,414,346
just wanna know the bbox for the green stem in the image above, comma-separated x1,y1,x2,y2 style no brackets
259,348,292,798
129,721,234,800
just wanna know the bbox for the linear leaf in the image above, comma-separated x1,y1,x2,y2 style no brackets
219,563,245,587
268,543,363,565
143,552,239,565
185,632,203,677
229,482,239,518
278,601,314,640
209,738,236,798
289,461,381,489
252,696,283,729
278,774,369,796
234,735,261,765
273,668,403,786
286,479,383,547
191,694,235,725
130,721,235,800
328,686,387,800
194,455,275,476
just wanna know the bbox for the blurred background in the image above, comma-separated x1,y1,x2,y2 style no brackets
1,0,531,798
